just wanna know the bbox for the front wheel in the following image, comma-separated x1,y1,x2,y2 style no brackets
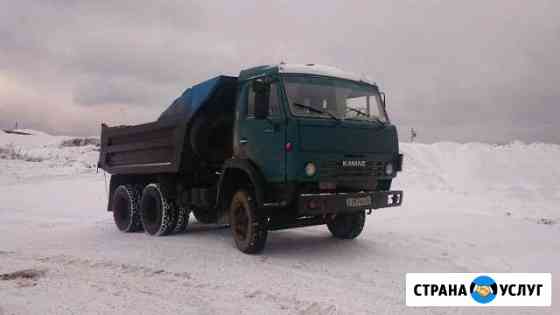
326,211,366,239
229,190,268,254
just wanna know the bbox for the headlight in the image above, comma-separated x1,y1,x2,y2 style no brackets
305,162,317,177
385,162,394,175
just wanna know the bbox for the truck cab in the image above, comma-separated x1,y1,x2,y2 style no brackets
232,64,402,213
99,63,403,254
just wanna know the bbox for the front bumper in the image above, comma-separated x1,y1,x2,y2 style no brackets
298,190,403,216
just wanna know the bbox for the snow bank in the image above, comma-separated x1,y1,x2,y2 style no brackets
394,141,560,223
0,129,65,146
0,130,99,180
397,141,560,194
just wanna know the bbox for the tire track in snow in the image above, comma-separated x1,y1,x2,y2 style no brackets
0,251,341,315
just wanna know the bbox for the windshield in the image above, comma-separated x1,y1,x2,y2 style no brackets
283,76,388,123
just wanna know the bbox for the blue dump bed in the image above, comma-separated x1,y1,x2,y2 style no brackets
158,75,237,122
98,76,238,175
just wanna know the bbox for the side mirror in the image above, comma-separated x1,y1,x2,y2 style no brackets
380,92,387,109
253,80,270,119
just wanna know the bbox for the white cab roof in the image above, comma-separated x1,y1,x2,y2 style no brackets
277,63,376,85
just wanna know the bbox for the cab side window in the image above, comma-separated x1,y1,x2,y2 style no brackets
247,82,281,117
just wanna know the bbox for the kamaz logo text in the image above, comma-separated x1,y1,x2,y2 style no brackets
341,160,367,167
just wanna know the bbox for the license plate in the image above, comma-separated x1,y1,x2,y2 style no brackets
346,196,372,208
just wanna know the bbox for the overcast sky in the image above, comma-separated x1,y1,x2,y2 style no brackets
1,0,559,143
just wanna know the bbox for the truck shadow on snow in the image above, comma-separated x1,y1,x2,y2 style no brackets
264,231,373,257
176,222,373,257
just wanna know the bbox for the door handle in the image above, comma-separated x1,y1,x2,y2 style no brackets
239,139,249,144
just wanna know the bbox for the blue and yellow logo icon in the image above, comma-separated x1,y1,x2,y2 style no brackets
470,275,498,304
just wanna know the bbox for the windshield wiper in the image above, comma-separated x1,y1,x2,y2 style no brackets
293,103,341,122
346,107,369,118
346,108,386,125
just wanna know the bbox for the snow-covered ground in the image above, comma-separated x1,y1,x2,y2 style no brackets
0,130,558,314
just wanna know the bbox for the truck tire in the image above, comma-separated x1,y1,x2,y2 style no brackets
229,190,268,254
140,183,177,236
173,205,190,233
326,211,366,239
112,184,143,232
192,207,218,224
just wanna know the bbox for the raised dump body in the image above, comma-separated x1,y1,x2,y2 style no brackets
98,76,237,174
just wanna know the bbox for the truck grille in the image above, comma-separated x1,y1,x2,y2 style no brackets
319,160,387,179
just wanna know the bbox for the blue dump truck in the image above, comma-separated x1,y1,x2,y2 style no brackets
98,64,403,253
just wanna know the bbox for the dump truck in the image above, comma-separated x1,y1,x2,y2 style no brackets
98,64,403,253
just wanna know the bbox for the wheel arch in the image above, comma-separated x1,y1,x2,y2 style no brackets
216,159,266,213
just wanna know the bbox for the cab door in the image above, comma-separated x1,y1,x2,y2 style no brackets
235,78,286,183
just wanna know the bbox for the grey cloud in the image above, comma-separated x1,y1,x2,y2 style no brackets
73,77,151,106
0,0,559,142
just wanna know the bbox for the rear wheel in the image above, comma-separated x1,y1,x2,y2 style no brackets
326,211,366,239
173,205,190,233
112,184,142,232
140,184,177,236
229,190,268,254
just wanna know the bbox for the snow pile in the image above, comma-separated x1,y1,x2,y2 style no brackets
398,141,560,193
0,130,99,180
396,141,560,223
0,145,46,162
